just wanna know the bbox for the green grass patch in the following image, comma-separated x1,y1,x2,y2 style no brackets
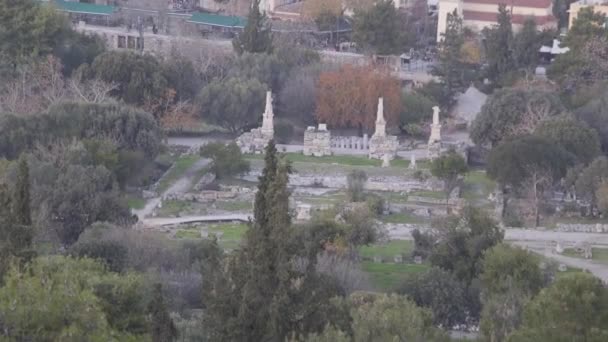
563,248,608,264
175,229,202,239
359,240,414,260
381,212,423,224
555,266,587,279
207,223,249,250
216,200,252,212
361,262,429,291
462,171,496,201
126,196,146,210
375,191,409,203
409,190,445,200
246,152,416,168
157,200,192,216
157,155,200,193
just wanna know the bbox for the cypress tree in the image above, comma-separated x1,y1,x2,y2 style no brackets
484,4,515,83
435,10,465,97
233,0,273,55
11,157,34,262
0,184,14,280
202,140,345,341
13,157,31,226
148,283,178,342
236,140,284,341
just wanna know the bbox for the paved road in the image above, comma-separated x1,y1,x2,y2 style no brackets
387,225,608,282
515,244,608,283
133,158,210,221
142,214,251,227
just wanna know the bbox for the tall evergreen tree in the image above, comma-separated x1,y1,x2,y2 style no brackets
0,158,35,281
484,4,515,83
202,141,345,341
352,0,404,55
513,18,540,70
13,157,31,226
148,283,178,342
433,10,466,99
233,0,273,55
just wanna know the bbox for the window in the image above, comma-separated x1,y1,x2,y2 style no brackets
117,35,126,48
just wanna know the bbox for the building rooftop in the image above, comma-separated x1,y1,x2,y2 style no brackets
188,12,247,28
53,0,116,16
463,0,553,8
463,10,556,24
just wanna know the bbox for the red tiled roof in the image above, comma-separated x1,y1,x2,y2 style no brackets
463,10,556,24
463,0,553,9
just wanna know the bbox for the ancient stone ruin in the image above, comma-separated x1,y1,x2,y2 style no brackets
236,91,275,154
427,106,442,159
303,124,331,156
369,98,398,160
331,134,369,151
409,154,417,169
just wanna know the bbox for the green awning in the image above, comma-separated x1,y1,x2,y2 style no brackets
188,12,246,29
53,0,116,16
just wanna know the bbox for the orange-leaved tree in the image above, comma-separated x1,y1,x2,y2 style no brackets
315,64,401,131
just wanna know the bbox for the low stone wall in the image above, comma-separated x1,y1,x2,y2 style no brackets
164,191,238,202
242,171,440,192
555,223,608,233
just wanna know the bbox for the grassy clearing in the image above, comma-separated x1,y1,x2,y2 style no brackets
208,223,248,250
361,262,429,290
409,190,445,199
246,152,418,169
381,212,424,224
247,153,378,166
375,191,408,203
157,155,200,193
157,200,192,216
462,171,496,201
563,248,608,263
126,196,146,210
175,228,201,239
216,200,252,212
359,240,414,261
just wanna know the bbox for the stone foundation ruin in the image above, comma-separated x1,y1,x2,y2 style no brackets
303,124,331,156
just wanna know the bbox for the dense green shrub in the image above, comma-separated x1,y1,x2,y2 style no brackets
0,102,162,160
200,143,250,179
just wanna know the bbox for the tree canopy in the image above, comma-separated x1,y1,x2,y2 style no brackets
483,4,515,84
430,151,468,209
315,65,400,131
196,77,267,133
233,0,273,55
352,0,406,55
535,116,601,165
470,88,565,146
0,0,68,66
306,293,450,341
508,273,608,341
0,256,152,340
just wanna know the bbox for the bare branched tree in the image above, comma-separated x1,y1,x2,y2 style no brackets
522,167,552,227
69,78,118,104
315,251,372,294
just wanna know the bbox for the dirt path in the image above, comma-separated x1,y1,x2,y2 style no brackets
134,158,210,221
